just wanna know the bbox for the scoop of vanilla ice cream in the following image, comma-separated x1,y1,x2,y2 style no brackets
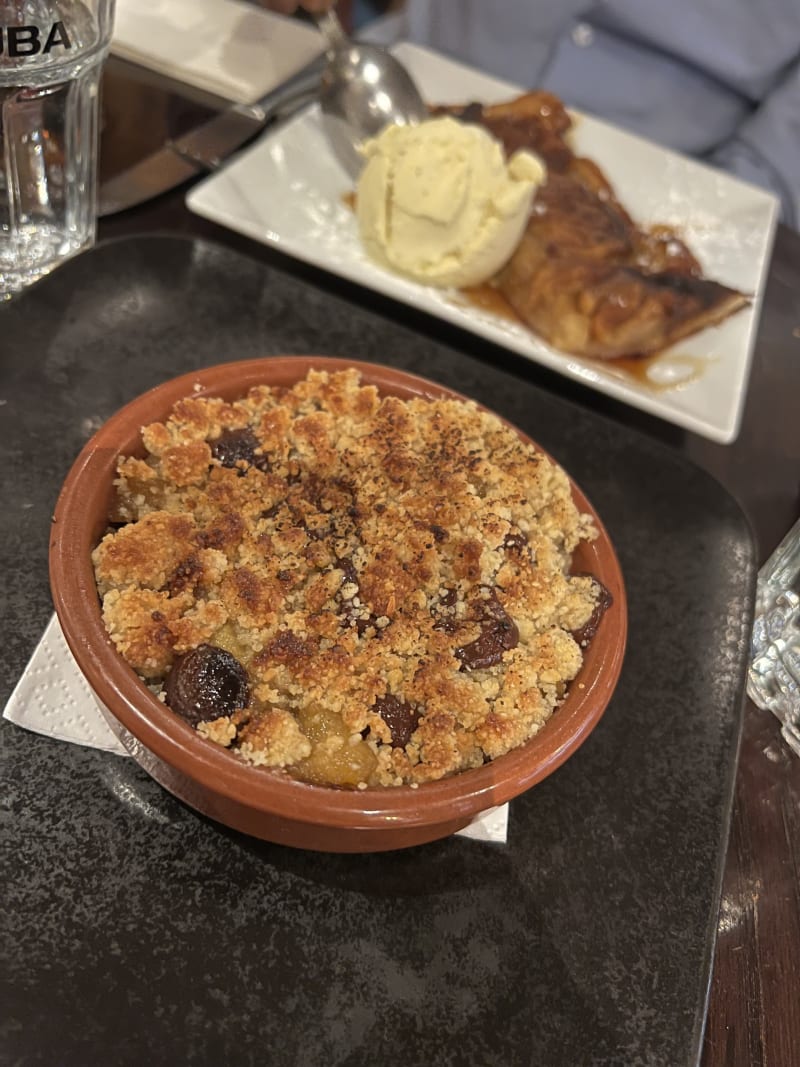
356,116,546,288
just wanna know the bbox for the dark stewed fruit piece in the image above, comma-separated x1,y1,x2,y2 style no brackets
503,531,528,553
455,588,519,671
211,428,270,472
372,695,421,749
165,644,249,726
571,577,613,647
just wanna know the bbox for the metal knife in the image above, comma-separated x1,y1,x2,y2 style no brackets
98,55,325,216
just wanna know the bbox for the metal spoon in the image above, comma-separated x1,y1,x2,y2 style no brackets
314,10,427,177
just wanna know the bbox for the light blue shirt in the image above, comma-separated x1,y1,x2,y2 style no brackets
370,0,800,227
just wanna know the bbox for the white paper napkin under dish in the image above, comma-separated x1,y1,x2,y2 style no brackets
4,614,509,843
111,0,324,104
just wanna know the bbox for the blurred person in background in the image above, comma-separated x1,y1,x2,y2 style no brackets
261,0,799,228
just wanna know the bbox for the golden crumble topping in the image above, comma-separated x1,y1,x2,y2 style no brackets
92,368,605,787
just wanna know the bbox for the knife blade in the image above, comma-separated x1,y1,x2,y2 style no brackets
99,55,324,216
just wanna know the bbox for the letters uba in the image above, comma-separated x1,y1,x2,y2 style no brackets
1,22,72,57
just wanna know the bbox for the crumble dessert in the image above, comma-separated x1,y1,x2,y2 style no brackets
92,368,607,788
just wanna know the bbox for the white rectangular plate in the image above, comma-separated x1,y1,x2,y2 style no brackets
187,42,779,443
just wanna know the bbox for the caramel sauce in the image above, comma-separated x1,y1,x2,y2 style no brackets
343,190,706,394
457,285,707,393
459,283,520,324
603,352,707,392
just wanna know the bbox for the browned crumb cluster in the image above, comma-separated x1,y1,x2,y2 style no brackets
92,368,601,787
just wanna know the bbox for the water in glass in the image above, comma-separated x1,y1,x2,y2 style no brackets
0,0,114,296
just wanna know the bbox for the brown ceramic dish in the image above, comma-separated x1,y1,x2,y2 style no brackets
49,356,627,852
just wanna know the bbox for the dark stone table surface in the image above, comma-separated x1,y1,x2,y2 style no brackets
0,231,760,1067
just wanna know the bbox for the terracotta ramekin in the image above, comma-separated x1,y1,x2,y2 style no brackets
49,356,627,852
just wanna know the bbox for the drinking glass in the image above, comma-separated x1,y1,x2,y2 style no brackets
1,0,115,297
748,519,800,755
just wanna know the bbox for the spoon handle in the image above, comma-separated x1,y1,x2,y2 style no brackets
315,9,349,54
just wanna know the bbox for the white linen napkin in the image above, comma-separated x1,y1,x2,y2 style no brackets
4,614,509,843
111,0,324,104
